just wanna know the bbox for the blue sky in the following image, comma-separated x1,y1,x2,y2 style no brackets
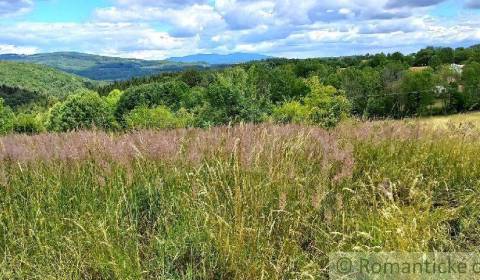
0,0,479,59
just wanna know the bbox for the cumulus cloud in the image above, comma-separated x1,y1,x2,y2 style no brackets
2,0,479,59
115,0,208,8
96,4,225,37
0,22,199,59
0,0,33,16
385,0,447,8
0,43,38,54
465,0,480,9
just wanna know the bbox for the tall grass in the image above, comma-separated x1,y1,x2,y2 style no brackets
0,123,479,279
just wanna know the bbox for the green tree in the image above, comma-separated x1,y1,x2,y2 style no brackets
398,69,436,116
125,106,193,130
116,81,189,120
462,62,480,110
304,77,351,128
272,101,308,124
0,98,14,134
47,91,115,132
270,65,309,103
338,67,381,116
13,113,45,135
414,47,435,66
199,67,270,125
104,89,123,109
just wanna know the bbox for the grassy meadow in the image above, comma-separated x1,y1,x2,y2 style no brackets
0,118,480,279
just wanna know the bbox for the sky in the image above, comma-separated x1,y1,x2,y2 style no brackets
0,0,479,60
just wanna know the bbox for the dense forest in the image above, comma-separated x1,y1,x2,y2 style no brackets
1,45,480,134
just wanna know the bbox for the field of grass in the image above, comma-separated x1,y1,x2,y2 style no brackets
0,122,480,279
395,111,480,130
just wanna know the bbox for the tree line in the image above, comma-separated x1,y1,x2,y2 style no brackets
1,45,480,134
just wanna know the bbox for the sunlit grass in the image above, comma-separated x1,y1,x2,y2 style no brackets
402,111,480,129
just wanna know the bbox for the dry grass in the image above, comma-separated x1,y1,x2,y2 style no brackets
1,123,480,279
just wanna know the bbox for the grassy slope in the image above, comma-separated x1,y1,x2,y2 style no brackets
0,61,90,98
416,112,480,128
0,123,479,278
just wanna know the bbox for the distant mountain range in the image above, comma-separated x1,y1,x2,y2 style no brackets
167,53,272,65
0,52,272,81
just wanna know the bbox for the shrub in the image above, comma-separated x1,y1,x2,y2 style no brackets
125,106,193,130
104,89,123,110
304,77,352,128
272,101,308,124
116,81,190,120
13,113,45,134
47,90,116,132
0,98,14,134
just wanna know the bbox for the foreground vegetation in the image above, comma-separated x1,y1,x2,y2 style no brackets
0,121,479,279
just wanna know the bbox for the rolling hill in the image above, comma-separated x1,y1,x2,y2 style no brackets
0,52,209,81
0,61,91,99
0,52,272,81
167,53,272,64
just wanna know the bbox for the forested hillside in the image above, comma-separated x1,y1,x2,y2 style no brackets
0,62,91,98
0,52,213,80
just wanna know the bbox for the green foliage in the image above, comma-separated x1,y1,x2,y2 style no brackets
2,44,480,134
270,65,310,103
104,89,123,109
13,113,45,134
200,67,265,125
0,98,14,134
0,61,90,98
272,101,308,124
462,62,480,110
0,52,207,81
125,106,193,129
304,77,352,128
0,84,49,109
47,91,116,132
338,67,382,116
116,81,190,120
399,69,436,116
273,77,351,128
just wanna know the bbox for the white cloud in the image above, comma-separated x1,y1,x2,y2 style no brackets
0,0,33,16
95,4,225,37
2,0,480,59
0,44,38,54
0,22,199,59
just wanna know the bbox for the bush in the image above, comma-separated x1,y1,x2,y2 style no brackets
116,81,190,120
104,89,123,110
125,106,193,130
14,113,45,134
304,77,352,128
272,101,308,124
47,91,116,132
0,98,14,134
